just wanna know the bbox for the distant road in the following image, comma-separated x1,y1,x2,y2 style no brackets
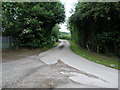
1,40,118,88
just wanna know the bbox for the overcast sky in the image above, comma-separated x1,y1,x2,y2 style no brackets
59,0,78,32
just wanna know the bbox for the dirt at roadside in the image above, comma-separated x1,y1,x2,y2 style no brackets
2,48,47,63
3,59,99,88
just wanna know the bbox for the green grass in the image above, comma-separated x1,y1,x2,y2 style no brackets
59,35,71,40
41,41,61,52
69,40,120,69
53,41,61,47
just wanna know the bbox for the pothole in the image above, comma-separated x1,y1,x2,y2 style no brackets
3,59,107,88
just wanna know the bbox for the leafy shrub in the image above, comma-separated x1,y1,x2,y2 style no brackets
2,2,65,48
68,2,120,56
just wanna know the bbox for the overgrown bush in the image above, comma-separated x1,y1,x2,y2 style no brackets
51,24,60,43
2,2,65,48
68,2,120,56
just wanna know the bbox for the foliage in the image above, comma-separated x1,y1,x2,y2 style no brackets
51,24,60,43
59,32,71,40
2,2,65,48
68,2,120,56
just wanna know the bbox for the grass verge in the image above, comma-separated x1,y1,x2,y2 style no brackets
69,40,120,69
52,41,61,47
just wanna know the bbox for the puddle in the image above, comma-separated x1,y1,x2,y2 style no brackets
60,72,109,88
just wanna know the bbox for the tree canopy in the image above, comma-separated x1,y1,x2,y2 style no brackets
2,2,65,48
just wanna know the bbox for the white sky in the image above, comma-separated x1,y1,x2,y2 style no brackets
59,0,78,32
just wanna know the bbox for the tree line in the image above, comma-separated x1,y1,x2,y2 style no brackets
2,2,65,48
68,2,120,56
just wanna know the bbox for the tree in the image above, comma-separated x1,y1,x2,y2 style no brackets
2,2,65,48
51,24,60,43
68,2,120,56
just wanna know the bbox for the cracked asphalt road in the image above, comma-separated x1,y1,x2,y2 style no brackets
1,40,118,88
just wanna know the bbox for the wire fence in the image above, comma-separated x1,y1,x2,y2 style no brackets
0,36,14,50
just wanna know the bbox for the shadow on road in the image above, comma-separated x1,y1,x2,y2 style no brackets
59,45,64,49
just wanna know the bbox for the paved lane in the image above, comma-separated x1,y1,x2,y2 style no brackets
39,40,118,88
1,40,118,88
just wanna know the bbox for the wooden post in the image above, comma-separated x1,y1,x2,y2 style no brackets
86,42,90,51
97,44,99,54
